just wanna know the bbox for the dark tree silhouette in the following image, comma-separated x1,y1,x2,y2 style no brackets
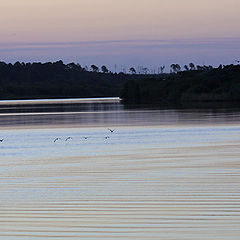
160,66,165,74
189,63,195,70
170,64,181,73
129,67,136,74
91,65,99,72
142,67,149,74
197,65,204,71
101,65,109,73
184,65,189,71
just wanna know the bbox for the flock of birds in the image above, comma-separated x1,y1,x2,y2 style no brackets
0,129,116,144
53,128,115,143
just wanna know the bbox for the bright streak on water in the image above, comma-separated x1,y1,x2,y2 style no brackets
0,98,240,239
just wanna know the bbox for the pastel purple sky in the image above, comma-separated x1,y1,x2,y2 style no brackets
0,0,239,71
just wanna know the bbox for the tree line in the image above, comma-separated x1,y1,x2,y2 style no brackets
121,64,240,104
0,60,153,100
0,60,239,103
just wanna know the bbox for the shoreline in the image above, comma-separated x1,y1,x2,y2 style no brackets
0,97,121,105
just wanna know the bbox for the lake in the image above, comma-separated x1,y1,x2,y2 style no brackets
0,98,240,240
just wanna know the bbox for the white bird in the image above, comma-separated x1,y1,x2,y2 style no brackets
108,128,115,133
54,138,61,143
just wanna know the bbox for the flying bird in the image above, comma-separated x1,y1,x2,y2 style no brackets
108,128,116,133
84,137,88,140
65,137,72,141
54,138,61,143
0,139,4,142
105,136,110,139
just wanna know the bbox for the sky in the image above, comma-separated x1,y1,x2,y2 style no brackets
0,0,239,71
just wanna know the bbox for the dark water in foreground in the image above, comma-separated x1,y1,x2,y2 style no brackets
0,98,240,239
0,98,240,128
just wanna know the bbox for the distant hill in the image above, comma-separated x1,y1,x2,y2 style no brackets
0,61,152,100
121,65,240,104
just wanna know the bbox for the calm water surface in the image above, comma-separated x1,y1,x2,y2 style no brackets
0,98,240,239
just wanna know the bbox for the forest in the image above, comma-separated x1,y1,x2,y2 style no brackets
0,61,149,100
0,60,239,104
121,64,240,104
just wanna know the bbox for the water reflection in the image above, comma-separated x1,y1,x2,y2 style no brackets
0,98,240,128
1,98,240,240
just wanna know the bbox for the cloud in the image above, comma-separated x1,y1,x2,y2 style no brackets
0,38,239,70
1,38,240,52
